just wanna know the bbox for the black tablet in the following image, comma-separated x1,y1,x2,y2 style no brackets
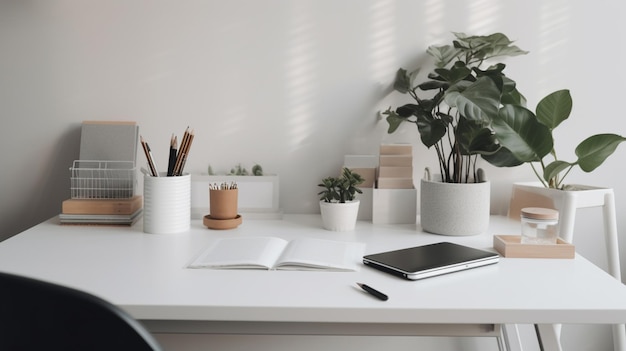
363,242,499,280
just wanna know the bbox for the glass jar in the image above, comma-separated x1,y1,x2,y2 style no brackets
520,207,559,245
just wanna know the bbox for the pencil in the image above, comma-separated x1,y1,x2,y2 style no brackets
173,127,194,176
172,127,189,176
140,135,159,177
177,129,194,176
167,134,177,176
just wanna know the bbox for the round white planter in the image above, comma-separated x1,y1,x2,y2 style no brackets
319,200,360,232
420,178,490,236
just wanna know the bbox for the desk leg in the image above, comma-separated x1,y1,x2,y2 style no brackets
613,324,626,351
501,324,523,351
535,324,562,351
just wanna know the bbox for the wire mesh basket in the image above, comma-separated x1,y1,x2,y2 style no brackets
70,160,136,199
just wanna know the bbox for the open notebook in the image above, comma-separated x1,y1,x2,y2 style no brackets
188,236,365,272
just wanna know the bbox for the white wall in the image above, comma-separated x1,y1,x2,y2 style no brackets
1,1,625,350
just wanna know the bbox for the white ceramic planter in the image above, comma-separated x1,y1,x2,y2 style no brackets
319,200,360,232
420,178,490,236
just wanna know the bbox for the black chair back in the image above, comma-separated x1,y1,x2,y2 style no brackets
0,272,162,351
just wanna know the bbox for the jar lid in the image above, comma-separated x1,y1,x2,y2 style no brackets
521,207,559,220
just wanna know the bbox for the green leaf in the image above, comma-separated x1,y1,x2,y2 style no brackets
434,63,471,84
535,90,572,130
543,160,573,183
383,109,405,134
501,84,527,106
482,147,524,167
473,63,506,77
418,80,448,91
392,68,411,94
416,114,447,147
427,44,462,68
575,134,626,172
453,32,528,61
485,43,529,58
396,104,419,117
444,77,500,122
457,117,497,155
491,104,553,162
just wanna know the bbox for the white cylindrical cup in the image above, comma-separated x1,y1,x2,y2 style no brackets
143,173,190,234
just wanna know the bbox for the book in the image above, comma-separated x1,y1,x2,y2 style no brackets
188,236,365,271
59,209,143,226
62,195,142,215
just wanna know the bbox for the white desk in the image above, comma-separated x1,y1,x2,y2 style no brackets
1,215,626,350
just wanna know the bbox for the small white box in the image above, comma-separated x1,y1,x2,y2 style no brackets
372,188,417,224
355,187,373,220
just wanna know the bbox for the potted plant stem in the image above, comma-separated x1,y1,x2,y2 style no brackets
318,167,364,231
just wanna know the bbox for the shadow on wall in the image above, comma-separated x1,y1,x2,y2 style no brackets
1,125,81,242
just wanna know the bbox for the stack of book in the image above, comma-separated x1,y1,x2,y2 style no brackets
60,121,142,225
59,195,143,225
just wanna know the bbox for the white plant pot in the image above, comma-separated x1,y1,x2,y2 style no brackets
319,200,360,232
420,178,490,236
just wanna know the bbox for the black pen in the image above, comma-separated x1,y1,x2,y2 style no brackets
167,134,177,176
357,282,388,301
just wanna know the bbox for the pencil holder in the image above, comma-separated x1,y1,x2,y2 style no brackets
204,188,242,230
143,173,190,234
209,188,238,220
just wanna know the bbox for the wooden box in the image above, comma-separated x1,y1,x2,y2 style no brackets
380,143,412,155
377,178,414,189
378,166,412,178
379,155,412,167
493,235,575,259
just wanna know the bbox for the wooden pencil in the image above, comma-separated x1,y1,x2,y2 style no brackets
140,135,159,177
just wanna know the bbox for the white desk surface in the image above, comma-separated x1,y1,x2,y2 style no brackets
1,214,626,328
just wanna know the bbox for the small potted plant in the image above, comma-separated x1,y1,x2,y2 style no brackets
318,167,364,231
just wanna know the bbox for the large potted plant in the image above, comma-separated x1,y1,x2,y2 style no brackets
384,32,529,235
318,168,364,231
